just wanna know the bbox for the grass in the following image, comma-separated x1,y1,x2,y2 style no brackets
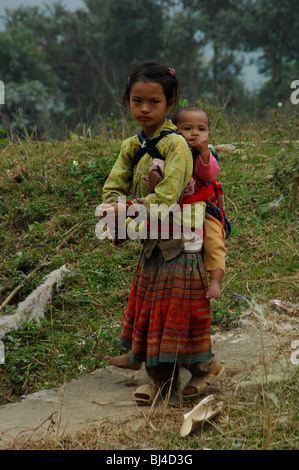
0,105,298,449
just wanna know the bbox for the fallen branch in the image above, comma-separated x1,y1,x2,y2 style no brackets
0,265,70,339
0,262,51,313
247,275,298,284
55,220,83,251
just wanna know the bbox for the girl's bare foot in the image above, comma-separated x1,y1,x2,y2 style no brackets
105,352,142,370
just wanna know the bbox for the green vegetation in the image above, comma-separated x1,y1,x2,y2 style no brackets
0,105,298,449
0,0,299,137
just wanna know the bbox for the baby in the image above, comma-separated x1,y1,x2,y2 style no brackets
173,107,226,298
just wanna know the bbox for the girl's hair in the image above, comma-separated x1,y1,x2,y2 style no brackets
122,61,180,109
172,106,210,129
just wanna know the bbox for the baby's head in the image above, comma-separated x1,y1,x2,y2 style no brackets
172,107,211,146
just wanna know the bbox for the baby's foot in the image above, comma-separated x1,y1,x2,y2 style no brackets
105,352,142,370
205,280,221,299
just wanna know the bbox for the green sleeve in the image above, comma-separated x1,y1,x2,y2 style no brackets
102,138,136,203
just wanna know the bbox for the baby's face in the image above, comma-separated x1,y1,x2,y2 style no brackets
176,110,210,146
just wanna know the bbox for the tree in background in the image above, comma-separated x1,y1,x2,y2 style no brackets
0,0,298,138
193,0,245,99
82,0,165,117
241,0,299,109
161,0,250,111
1,0,166,133
1,3,98,134
0,19,58,137
160,0,208,103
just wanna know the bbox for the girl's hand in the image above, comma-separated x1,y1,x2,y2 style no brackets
96,202,127,238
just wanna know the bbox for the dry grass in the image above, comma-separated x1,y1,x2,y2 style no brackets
5,368,298,451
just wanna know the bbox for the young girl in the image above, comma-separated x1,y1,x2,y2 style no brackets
98,62,224,402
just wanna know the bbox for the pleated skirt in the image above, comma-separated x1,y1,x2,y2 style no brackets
119,247,213,366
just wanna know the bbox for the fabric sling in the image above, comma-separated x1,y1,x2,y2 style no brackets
133,129,179,166
133,129,231,239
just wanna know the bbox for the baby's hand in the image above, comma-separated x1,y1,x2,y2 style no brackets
193,133,210,164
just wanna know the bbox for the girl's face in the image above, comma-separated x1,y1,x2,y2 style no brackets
129,80,174,136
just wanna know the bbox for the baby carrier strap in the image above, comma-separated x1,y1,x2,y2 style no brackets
182,177,231,239
133,129,180,166
133,129,231,238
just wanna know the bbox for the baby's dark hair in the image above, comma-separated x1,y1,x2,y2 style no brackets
172,106,210,129
122,61,180,109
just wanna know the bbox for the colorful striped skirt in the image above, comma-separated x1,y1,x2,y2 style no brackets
119,247,213,367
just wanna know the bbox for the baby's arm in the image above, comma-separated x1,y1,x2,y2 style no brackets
194,152,220,181
193,133,219,180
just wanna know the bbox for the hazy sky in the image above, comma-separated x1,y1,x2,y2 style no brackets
0,0,265,90
0,0,85,17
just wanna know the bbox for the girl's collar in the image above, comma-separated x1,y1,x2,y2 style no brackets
140,119,175,141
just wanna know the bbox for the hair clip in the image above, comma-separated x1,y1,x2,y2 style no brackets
168,68,175,76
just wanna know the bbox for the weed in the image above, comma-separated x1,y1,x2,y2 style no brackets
0,128,8,148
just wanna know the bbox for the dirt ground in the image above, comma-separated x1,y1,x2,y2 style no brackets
0,300,298,449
